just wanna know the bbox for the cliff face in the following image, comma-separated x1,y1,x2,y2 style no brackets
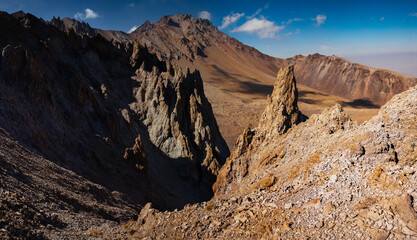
0,10,228,232
118,66,417,239
289,53,417,106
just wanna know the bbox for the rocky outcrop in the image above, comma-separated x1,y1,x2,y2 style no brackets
0,10,229,238
289,53,417,106
214,66,307,195
116,67,417,239
258,65,306,138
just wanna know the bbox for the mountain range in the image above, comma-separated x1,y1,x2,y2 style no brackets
50,13,417,147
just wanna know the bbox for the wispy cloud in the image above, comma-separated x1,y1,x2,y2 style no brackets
219,12,244,29
380,17,385,21
74,8,99,20
128,25,139,33
284,18,303,25
410,13,417,17
198,11,211,21
247,4,269,19
312,14,326,26
232,17,284,39
128,2,135,8
247,8,262,19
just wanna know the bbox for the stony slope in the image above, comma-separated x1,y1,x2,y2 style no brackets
115,66,417,239
0,10,229,238
0,128,137,239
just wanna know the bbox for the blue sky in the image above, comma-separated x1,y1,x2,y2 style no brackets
1,0,417,76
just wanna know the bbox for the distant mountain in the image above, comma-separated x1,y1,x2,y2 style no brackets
289,53,417,106
50,15,131,42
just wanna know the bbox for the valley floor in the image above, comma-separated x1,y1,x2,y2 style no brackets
207,82,379,148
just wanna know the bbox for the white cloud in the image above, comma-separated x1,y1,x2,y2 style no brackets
219,12,244,29
312,14,326,26
128,25,139,33
128,2,135,7
410,13,417,17
198,11,211,21
380,17,385,21
74,8,99,20
295,28,300,34
232,17,284,39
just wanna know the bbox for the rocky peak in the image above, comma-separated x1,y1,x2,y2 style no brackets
131,43,230,187
50,16,96,36
258,65,306,139
134,20,152,33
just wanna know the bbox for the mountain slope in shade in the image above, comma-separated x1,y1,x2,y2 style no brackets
0,9,228,224
0,128,138,239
